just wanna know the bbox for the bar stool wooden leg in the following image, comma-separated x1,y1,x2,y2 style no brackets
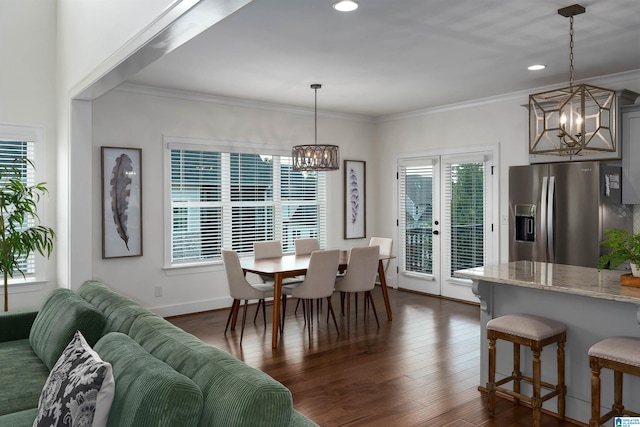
558,339,566,419
513,342,521,405
589,356,601,427
532,347,542,427
487,333,496,417
613,370,624,416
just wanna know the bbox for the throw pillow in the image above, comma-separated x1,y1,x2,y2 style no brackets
33,331,115,427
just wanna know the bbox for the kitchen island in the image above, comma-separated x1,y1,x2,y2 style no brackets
455,261,640,425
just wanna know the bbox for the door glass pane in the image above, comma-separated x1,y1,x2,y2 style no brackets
447,162,484,275
400,165,433,274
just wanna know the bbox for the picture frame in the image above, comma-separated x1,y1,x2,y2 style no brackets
101,147,143,258
344,160,366,239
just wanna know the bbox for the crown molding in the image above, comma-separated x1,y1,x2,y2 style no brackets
378,69,640,123
114,83,374,123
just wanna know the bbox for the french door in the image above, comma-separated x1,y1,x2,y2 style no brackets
397,151,495,302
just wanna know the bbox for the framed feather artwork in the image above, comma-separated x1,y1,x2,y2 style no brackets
101,147,143,258
344,160,366,239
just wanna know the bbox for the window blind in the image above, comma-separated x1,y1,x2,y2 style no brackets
398,163,434,275
0,139,36,276
443,160,486,276
170,147,326,264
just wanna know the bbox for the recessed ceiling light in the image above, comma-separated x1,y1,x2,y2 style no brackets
528,64,547,71
332,0,359,12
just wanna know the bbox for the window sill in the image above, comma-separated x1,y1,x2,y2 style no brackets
163,261,224,276
0,279,48,295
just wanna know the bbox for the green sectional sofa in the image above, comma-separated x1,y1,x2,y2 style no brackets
0,280,317,427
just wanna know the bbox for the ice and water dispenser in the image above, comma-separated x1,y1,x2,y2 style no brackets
514,204,535,242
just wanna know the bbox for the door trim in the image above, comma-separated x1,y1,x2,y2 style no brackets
393,143,500,297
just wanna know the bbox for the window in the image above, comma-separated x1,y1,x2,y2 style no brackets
396,148,496,300
398,162,434,276
442,160,486,277
0,124,46,283
168,140,326,266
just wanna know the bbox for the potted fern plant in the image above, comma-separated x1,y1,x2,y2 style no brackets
598,229,640,277
0,160,55,311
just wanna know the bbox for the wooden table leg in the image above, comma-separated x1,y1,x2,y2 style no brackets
378,260,392,321
272,272,283,348
230,299,239,330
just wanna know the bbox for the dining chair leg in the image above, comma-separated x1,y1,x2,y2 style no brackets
253,299,262,324
302,299,306,324
225,299,240,334
367,291,380,328
327,297,340,335
346,293,351,334
262,298,266,330
340,292,345,315
326,294,332,324
240,299,249,344
305,299,312,343
365,292,370,314
355,294,358,318
295,298,301,315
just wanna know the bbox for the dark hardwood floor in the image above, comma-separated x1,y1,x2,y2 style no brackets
168,288,579,427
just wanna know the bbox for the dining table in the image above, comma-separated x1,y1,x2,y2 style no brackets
239,250,395,348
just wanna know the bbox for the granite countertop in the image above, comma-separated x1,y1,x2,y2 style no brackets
454,260,640,304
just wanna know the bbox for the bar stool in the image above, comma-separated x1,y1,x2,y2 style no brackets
588,337,640,427
487,314,566,427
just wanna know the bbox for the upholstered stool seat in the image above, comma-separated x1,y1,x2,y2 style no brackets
487,314,566,427
588,337,640,427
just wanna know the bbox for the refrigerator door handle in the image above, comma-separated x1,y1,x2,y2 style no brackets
548,176,556,263
541,176,548,261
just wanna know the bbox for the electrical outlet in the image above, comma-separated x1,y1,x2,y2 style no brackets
154,285,163,297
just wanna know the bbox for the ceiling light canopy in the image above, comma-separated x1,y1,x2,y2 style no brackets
529,4,617,157
332,0,359,12
292,84,340,171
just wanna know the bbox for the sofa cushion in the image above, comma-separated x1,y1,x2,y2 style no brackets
0,408,39,427
77,280,154,335
34,331,115,427
94,332,203,427
129,315,294,427
0,339,49,416
0,309,38,343
29,288,105,370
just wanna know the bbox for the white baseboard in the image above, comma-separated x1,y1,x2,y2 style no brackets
150,296,232,318
149,296,275,318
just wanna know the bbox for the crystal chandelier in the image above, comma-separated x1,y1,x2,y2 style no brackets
529,4,617,157
292,84,340,171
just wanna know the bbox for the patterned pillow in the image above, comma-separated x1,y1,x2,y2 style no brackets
33,330,115,427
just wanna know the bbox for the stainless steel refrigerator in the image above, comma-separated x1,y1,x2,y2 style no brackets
509,161,633,268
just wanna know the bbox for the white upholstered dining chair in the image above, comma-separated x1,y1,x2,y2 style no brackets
293,238,321,315
294,238,320,255
253,240,301,287
334,245,380,334
281,249,341,343
369,236,392,283
253,240,283,259
221,249,273,344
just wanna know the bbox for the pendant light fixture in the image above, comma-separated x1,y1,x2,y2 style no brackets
292,84,340,171
529,4,617,157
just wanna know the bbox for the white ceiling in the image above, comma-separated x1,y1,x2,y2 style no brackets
126,0,640,118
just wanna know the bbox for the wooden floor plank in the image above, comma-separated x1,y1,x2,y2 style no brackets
169,288,581,426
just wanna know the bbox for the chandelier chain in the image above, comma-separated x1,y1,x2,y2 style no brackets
569,15,574,88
